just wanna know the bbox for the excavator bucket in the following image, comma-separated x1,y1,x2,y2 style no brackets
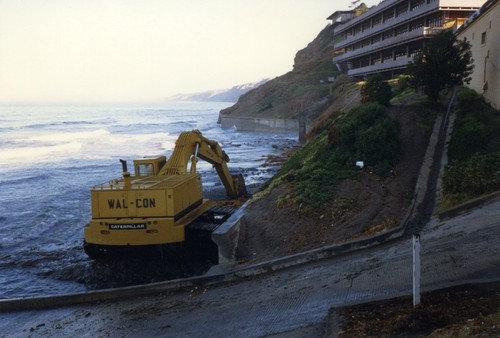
232,173,249,197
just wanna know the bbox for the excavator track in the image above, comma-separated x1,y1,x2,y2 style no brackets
84,205,237,263
184,206,236,264
80,205,239,289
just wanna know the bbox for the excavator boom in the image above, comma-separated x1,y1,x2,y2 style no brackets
158,130,247,198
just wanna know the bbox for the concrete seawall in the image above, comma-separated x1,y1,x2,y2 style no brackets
218,115,298,133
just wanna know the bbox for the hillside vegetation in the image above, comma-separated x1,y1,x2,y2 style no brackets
237,83,430,262
441,88,500,208
267,102,400,206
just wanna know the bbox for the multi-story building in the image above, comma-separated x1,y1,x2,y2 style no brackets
457,0,499,109
332,0,484,79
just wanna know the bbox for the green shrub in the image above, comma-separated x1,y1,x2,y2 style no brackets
271,103,400,206
456,87,482,109
354,116,400,167
442,87,500,205
443,152,500,197
394,75,412,95
448,115,489,161
361,74,393,106
334,103,400,171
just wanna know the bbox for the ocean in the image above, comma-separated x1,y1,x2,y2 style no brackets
0,101,297,299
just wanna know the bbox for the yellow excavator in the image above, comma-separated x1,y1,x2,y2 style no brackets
84,130,247,260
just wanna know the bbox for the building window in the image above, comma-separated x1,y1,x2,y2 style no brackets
383,30,394,40
395,25,408,36
395,48,407,60
481,32,487,45
410,0,425,11
427,13,443,28
409,47,421,57
410,19,424,31
383,10,394,22
409,42,422,58
396,4,408,17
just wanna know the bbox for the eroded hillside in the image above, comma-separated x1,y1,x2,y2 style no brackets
236,103,429,263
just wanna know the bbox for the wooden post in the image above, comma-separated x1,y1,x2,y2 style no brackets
413,233,421,307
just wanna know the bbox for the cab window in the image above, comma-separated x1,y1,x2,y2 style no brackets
136,163,154,176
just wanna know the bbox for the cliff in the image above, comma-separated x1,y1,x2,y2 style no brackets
218,25,340,125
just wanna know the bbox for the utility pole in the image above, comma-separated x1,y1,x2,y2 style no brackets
413,233,421,306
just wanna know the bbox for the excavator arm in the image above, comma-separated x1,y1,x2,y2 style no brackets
158,130,247,198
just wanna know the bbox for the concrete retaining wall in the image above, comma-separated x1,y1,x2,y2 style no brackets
218,115,298,133
212,200,250,264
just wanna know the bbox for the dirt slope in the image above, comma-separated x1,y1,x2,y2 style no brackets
236,104,428,263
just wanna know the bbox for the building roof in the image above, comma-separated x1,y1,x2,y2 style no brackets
326,10,355,21
456,0,499,34
327,10,356,29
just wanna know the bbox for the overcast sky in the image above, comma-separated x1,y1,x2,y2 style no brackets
0,0,380,103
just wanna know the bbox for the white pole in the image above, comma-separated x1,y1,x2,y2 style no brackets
413,233,421,306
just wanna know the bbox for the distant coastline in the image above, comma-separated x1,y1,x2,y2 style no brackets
167,79,269,103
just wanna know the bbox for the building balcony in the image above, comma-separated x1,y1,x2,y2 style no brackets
334,0,400,35
347,56,414,77
333,26,444,63
334,1,439,50
334,0,482,38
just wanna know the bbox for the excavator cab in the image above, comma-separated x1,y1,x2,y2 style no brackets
133,156,166,176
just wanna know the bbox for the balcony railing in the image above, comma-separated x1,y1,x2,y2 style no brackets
334,1,439,50
334,0,401,35
333,28,423,62
347,56,413,77
332,26,444,63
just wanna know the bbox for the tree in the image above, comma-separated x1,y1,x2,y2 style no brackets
407,29,474,103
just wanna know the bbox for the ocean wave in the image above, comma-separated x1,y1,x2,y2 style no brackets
0,130,180,173
62,121,95,125
21,120,97,130
19,128,110,144
0,141,82,160
1,173,52,185
0,144,87,174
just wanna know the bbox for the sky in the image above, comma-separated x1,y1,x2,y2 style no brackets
0,0,380,103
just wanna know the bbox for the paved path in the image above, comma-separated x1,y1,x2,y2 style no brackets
1,196,498,338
